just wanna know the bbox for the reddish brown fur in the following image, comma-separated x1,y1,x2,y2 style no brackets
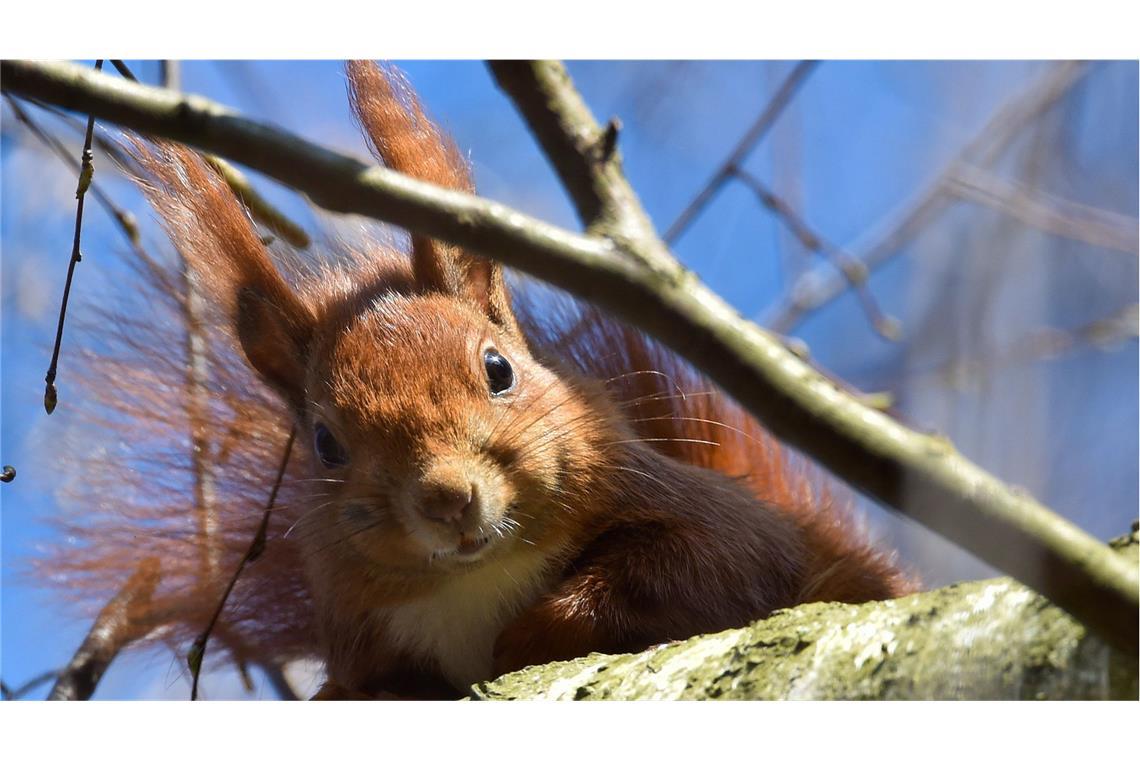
36,61,913,699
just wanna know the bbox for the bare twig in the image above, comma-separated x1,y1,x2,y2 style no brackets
1,670,60,699
765,61,1091,333
730,167,900,341
664,61,819,244
188,426,295,700
201,155,312,249
109,60,136,81
5,58,1135,654
945,164,1139,255
47,557,161,700
146,57,224,589
42,59,103,415
159,60,181,92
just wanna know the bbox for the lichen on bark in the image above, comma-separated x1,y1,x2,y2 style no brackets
473,528,1138,700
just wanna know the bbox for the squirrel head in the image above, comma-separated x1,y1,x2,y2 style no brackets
226,223,607,574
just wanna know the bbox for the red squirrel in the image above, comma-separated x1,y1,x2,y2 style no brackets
39,61,913,699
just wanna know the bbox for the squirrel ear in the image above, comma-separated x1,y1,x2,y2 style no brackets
345,60,520,334
412,241,519,333
235,286,313,408
129,139,316,408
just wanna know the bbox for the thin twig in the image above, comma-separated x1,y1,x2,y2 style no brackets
664,61,818,245
1,670,60,700
109,60,136,82
160,60,181,92
188,426,295,700
730,167,901,341
5,58,1135,654
42,58,103,415
48,557,161,700
202,155,312,249
150,57,224,591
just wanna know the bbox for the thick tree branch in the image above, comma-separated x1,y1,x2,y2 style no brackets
476,528,1139,699
476,575,1138,700
47,558,161,700
4,59,1136,655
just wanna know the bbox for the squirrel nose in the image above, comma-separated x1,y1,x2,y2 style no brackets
420,480,477,524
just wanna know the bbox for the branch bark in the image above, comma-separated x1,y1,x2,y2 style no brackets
3,58,1135,655
476,575,1138,700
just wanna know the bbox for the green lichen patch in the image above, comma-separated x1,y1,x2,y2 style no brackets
473,576,1138,700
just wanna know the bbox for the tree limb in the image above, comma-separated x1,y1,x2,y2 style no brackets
476,576,1138,700
475,528,1139,699
487,60,1137,656
4,58,1135,655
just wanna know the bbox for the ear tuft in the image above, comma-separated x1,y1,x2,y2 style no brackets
346,60,519,334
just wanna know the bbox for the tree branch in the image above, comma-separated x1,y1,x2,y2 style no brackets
4,58,1135,655
47,558,161,700
1,670,61,700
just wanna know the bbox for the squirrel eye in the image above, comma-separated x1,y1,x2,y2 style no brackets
484,349,515,395
314,423,348,469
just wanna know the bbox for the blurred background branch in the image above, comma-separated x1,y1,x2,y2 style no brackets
765,61,1094,334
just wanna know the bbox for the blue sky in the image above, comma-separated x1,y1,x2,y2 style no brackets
2,60,1136,699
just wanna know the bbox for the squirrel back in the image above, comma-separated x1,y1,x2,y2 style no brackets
36,61,912,696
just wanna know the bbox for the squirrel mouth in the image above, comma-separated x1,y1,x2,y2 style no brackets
456,534,492,555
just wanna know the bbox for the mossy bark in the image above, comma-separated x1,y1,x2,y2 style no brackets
473,530,1138,700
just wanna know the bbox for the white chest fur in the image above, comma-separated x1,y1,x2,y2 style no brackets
380,545,561,690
